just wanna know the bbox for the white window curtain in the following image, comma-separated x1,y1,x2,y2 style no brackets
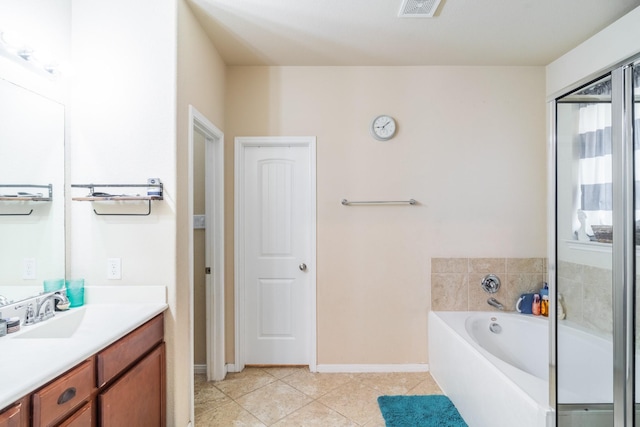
578,102,613,229
576,70,640,242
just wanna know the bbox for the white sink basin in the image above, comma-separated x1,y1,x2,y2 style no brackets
14,308,86,339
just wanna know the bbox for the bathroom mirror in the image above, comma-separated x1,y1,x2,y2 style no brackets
0,77,65,303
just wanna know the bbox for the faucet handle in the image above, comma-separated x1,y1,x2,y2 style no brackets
24,303,36,325
55,291,69,304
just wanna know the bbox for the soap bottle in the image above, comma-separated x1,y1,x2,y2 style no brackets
541,295,549,317
532,294,541,315
539,283,549,316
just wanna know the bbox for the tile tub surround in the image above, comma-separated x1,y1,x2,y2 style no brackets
557,260,613,336
431,258,547,312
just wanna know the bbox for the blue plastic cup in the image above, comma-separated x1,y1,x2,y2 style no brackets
516,293,536,314
65,279,85,308
43,278,65,293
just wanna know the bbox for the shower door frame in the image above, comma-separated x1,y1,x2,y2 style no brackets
550,57,639,427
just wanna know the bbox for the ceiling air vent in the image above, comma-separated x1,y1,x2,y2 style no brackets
398,0,442,18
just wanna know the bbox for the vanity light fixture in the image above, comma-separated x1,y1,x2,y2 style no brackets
0,29,59,77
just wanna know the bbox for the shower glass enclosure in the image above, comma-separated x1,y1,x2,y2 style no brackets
553,60,639,426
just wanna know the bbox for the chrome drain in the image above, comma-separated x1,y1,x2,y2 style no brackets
489,322,502,334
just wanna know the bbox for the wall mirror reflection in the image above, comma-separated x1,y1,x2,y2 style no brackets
0,77,65,304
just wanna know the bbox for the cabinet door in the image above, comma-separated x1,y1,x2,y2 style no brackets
0,400,24,427
99,344,165,427
96,314,163,387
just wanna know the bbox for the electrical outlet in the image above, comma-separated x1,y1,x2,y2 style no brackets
107,258,121,280
23,258,36,280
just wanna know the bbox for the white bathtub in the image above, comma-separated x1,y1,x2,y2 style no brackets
556,321,614,404
429,311,554,427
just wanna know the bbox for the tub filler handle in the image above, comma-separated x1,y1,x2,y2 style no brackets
481,274,501,294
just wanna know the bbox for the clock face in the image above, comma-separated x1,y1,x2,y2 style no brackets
371,115,396,141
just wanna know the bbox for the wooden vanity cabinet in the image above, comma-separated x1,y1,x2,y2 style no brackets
31,359,94,427
0,397,29,427
98,344,165,426
96,314,165,426
56,403,91,427
0,312,165,427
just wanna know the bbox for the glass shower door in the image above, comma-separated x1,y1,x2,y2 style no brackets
556,75,615,425
634,62,640,422
555,61,640,427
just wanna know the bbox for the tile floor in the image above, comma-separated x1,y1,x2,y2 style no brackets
194,367,443,426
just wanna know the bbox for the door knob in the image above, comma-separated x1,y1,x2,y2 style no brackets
299,263,307,271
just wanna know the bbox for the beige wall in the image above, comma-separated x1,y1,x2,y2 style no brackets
224,66,547,365
177,0,226,423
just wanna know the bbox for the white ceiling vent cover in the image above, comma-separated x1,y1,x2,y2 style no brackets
398,0,442,18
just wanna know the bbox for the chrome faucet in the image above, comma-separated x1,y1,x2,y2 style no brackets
25,291,69,325
487,297,504,310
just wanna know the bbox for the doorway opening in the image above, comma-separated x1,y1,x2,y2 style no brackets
188,105,225,422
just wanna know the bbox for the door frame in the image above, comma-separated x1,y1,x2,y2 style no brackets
188,105,225,384
234,136,317,372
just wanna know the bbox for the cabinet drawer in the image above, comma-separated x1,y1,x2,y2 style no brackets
32,359,94,427
57,402,92,427
96,314,163,387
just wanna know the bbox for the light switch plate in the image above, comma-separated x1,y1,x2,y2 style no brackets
194,215,205,229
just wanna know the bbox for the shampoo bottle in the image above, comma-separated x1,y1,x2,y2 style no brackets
539,282,549,316
541,295,549,317
532,294,541,315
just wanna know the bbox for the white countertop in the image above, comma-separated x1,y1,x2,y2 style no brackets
0,302,167,410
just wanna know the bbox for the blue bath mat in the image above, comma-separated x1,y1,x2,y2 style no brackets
377,395,468,427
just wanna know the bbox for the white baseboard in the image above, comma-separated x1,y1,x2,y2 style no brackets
194,364,207,375
316,364,429,373
218,364,427,374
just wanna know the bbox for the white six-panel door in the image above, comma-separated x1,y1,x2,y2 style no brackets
235,137,316,368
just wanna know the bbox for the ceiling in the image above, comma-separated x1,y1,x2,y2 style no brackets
187,0,640,66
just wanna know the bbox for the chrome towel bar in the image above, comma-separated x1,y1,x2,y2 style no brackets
341,199,417,206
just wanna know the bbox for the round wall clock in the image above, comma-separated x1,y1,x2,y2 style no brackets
370,115,397,141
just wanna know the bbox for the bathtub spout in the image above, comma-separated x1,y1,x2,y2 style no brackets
487,297,504,310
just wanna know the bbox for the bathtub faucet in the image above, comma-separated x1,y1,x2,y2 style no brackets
487,297,504,310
